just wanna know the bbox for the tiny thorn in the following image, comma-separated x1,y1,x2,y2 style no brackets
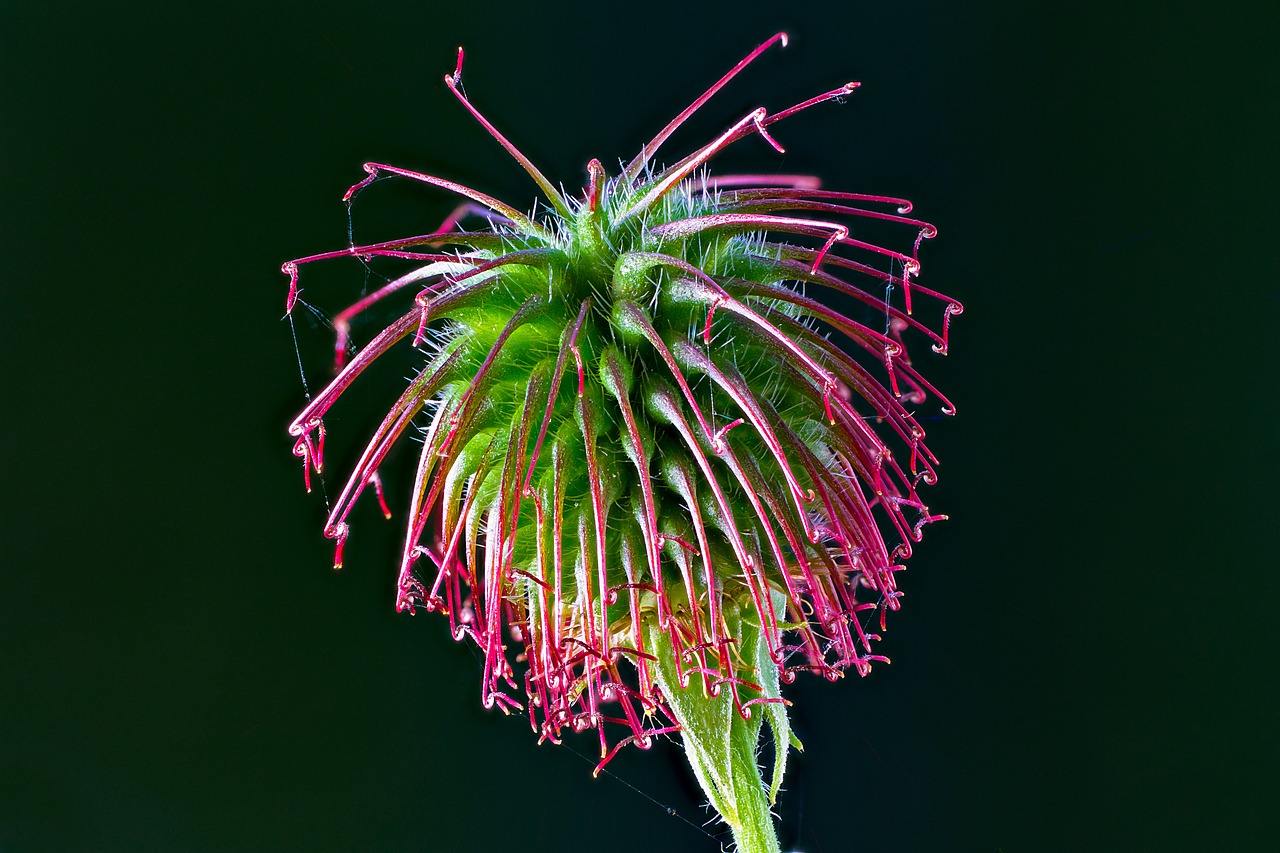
703,298,722,345
810,225,846,272
438,417,463,457
343,165,378,202
314,422,326,472
754,112,785,153
329,522,350,570
281,262,299,314
412,304,430,347
292,437,314,491
571,345,585,397
371,472,392,519
711,418,745,454
586,159,605,212
662,534,699,554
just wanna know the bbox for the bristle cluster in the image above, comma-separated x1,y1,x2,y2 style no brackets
282,35,960,771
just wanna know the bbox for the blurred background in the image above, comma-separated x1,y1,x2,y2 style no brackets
2,1,1275,850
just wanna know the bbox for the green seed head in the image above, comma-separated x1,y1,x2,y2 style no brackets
283,34,960,774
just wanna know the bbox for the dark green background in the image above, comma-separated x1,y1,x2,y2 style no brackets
3,1,1275,850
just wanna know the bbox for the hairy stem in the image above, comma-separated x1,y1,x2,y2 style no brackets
645,617,785,853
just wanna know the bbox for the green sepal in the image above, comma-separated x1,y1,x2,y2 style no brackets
740,590,802,806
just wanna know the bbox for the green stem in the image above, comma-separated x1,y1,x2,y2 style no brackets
723,722,782,853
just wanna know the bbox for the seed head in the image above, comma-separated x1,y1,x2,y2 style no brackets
282,33,961,773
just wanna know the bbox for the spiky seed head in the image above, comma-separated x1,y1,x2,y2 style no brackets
282,34,961,771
